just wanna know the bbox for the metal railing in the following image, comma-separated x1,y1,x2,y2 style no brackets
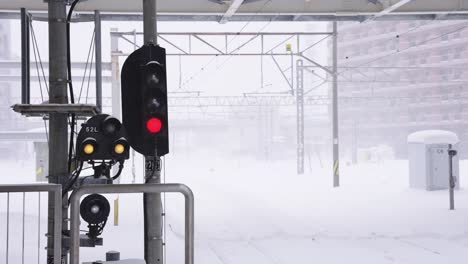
69,183,194,264
0,184,62,264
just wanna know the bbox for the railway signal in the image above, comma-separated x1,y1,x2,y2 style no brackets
121,44,169,157
80,193,110,238
76,114,130,161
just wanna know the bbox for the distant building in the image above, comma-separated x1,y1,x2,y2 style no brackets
336,20,468,158
0,20,15,130
0,20,32,159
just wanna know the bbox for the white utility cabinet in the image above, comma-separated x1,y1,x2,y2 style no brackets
408,130,459,191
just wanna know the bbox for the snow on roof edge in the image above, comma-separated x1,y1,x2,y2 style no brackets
407,130,459,144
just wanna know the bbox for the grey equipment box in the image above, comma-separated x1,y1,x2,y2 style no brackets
408,130,460,191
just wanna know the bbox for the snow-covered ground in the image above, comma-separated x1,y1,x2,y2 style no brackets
1,155,468,263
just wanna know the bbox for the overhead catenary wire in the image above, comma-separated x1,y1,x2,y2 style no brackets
300,34,332,54
247,33,332,95
339,21,468,77
85,42,95,104
31,35,45,102
342,9,462,66
30,21,49,144
78,30,96,103
337,14,464,87
30,21,49,96
302,20,468,94
215,18,273,71
180,0,273,89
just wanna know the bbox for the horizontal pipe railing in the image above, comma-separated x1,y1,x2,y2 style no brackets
69,183,194,264
0,184,62,264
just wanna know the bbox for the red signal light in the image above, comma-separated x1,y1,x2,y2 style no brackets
146,117,162,133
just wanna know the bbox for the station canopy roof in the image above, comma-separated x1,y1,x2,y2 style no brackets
0,0,468,21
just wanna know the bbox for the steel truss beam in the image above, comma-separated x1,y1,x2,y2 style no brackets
111,31,332,56
0,60,112,70
25,94,466,107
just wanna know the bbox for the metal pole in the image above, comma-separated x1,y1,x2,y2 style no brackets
48,0,69,263
111,28,122,180
290,51,294,95
143,0,163,263
21,8,30,104
94,10,102,113
448,145,457,210
144,156,164,264
260,36,264,88
37,192,41,264
53,186,63,264
6,193,9,264
111,28,121,124
143,0,158,45
332,21,340,187
22,192,25,264
296,59,304,174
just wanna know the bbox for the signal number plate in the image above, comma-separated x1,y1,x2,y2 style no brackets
86,126,99,133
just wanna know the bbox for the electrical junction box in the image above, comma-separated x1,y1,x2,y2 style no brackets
408,130,460,191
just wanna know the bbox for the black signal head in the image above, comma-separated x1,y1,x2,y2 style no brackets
76,114,130,161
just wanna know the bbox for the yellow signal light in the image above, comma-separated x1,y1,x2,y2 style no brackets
114,144,125,155
83,144,95,155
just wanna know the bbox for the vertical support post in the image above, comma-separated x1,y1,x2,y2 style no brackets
448,145,457,210
143,0,158,45
94,10,102,113
290,51,294,95
53,187,63,264
133,30,138,50
6,193,9,264
296,60,304,174
260,36,264,88
110,29,121,123
144,156,164,264
37,193,41,264
143,0,164,263
110,28,122,181
224,35,227,54
332,21,340,187
22,192,25,264
21,8,30,104
48,1,69,263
